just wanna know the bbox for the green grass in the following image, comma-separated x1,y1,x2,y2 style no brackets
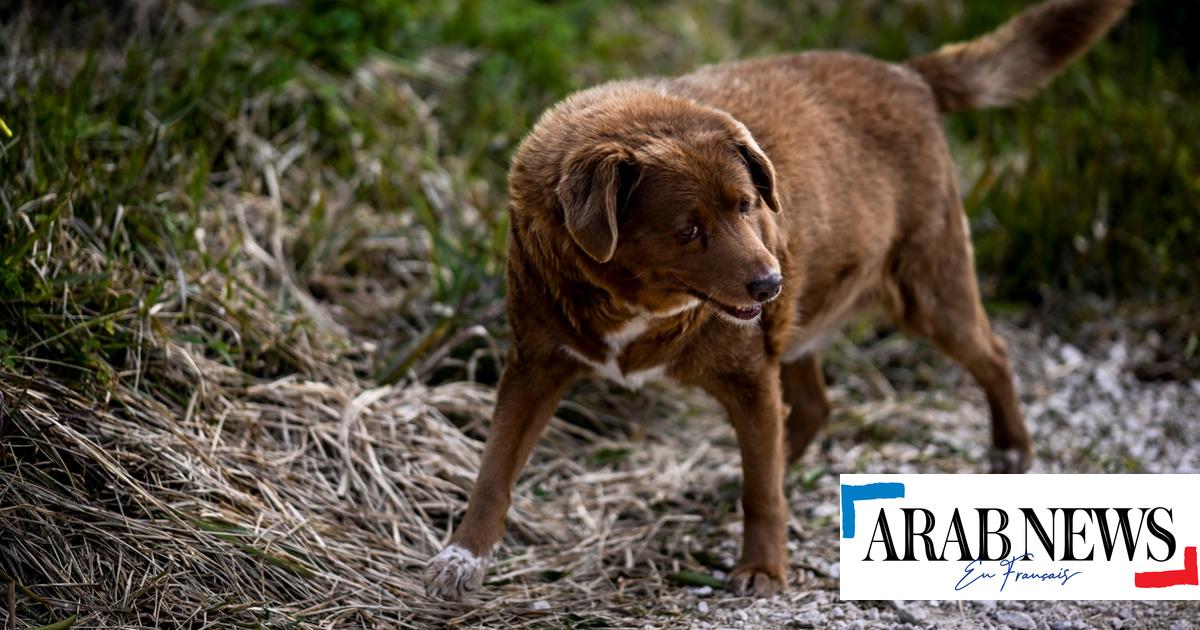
1,0,1196,392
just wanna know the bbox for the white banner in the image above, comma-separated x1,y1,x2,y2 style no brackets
839,474,1200,600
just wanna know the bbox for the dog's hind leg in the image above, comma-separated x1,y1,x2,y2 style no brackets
885,208,1033,474
781,355,831,465
423,350,578,600
932,315,1032,473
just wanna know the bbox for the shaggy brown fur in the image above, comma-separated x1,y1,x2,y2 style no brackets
424,0,1130,601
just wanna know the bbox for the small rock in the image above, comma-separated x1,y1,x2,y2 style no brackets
995,610,1036,630
791,609,825,628
897,605,929,624
1118,608,1133,620
691,585,713,597
831,606,845,619
1060,344,1084,367
812,503,839,518
736,609,748,622
698,601,709,614
531,600,551,611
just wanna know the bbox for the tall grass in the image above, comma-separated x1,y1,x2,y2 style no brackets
3,1,1195,393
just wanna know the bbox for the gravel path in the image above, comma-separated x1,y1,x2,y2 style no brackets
640,318,1200,628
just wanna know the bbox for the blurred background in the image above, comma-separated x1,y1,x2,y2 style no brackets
1,1,1198,627
2,0,1197,388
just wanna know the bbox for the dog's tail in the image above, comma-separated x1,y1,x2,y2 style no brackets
907,0,1131,114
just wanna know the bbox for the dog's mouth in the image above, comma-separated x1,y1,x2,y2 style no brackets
717,301,762,320
677,282,764,321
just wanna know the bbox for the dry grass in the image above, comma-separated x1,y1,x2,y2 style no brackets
7,268,1197,627
0,22,765,625
0,167,809,625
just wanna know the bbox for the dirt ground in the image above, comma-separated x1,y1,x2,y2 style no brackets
432,318,1200,628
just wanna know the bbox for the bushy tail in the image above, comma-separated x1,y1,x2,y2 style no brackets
908,0,1131,113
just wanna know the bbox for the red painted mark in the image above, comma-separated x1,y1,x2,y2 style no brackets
1134,546,1198,588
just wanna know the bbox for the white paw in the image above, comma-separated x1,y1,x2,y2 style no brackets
423,544,489,600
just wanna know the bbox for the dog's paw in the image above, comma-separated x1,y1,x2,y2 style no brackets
726,564,786,598
988,446,1032,474
423,544,488,600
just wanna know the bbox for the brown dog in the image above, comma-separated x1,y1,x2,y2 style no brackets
425,0,1129,600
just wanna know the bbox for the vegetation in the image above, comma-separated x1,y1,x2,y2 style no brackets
0,0,1194,626
2,0,1197,391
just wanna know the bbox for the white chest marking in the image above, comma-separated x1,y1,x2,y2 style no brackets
560,299,699,389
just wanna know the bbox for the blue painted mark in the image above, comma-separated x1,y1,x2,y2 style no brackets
841,482,906,538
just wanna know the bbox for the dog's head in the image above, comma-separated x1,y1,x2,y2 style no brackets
555,111,783,323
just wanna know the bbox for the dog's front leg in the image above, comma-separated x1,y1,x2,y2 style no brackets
424,350,578,600
702,362,789,597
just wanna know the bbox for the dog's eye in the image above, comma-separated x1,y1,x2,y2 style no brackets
679,224,701,242
738,199,754,215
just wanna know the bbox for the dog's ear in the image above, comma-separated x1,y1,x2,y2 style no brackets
732,127,781,213
556,143,639,263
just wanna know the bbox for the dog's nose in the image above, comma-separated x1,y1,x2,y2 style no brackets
746,272,783,302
